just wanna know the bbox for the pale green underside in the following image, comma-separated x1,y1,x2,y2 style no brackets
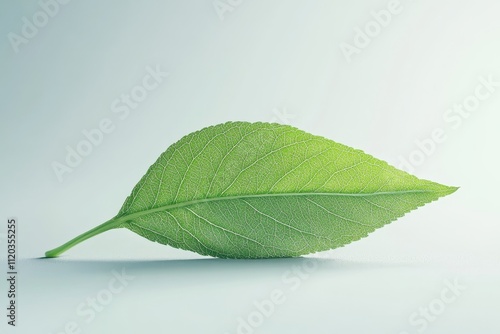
114,122,456,258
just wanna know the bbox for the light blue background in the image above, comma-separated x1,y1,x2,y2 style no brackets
1,1,499,333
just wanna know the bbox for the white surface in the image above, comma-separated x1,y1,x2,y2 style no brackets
1,1,499,333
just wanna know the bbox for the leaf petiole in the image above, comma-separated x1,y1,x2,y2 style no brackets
44,218,123,258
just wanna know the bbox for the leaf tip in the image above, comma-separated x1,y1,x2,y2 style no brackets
442,185,460,196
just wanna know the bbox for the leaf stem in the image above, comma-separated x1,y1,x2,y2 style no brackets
45,218,122,258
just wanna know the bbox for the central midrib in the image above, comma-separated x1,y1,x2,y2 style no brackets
115,189,433,224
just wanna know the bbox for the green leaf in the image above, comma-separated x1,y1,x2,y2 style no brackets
45,122,457,259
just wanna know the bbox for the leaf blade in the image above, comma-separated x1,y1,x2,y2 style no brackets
115,122,456,258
